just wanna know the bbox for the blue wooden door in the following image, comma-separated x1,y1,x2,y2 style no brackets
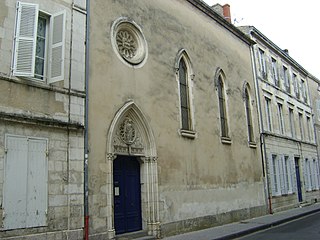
114,156,142,234
295,158,303,202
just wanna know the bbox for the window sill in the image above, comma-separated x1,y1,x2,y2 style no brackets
249,141,257,148
221,136,231,145
180,129,196,139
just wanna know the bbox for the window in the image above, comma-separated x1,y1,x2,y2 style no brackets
301,79,307,103
217,75,229,138
289,108,295,138
270,155,294,196
258,48,267,79
306,116,312,141
284,156,293,194
312,159,320,190
265,97,272,131
317,99,320,121
298,112,304,140
271,58,279,86
292,73,300,98
179,58,191,130
283,66,290,93
304,158,312,191
277,103,285,134
12,2,65,83
176,50,195,138
3,135,48,229
244,87,254,143
270,155,280,195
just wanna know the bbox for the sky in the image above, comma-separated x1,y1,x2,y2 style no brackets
203,0,320,78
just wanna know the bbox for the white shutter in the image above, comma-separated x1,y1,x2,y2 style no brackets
3,135,28,229
48,10,66,83
26,138,48,227
12,2,38,77
304,159,310,191
269,155,276,196
279,156,286,194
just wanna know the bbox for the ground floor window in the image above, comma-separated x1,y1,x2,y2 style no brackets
269,154,295,196
3,135,48,229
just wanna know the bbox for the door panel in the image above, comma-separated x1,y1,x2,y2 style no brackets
114,156,142,234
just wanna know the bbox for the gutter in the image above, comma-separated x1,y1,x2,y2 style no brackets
84,0,90,239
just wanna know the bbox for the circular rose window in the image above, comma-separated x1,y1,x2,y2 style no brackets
111,18,147,67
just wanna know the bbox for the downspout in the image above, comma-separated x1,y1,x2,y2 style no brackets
84,0,90,239
249,35,272,214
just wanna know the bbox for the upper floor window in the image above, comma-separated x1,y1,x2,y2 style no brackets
306,116,312,141
289,108,295,138
244,86,254,143
265,97,272,132
292,73,299,98
271,58,279,87
277,103,285,134
217,74,229,139
283,66,290,93
298,112,304,140
301,79,307,103
175,49,195,138
12,2,65,83
258,48,267,79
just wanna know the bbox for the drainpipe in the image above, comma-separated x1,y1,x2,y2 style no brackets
249,33,272,214
84,0,90,239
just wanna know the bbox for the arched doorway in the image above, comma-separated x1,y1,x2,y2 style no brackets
105,101,160,239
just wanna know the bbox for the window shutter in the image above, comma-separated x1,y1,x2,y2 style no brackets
268,155,276,196
279,157,286,194
26,138,47,227
304,159,310,191
12,2,38,77
48,10,66,83
4,135,28,229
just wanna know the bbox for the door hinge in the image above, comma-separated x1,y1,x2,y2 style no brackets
4,148,8,154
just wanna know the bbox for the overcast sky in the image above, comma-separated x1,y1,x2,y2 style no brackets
203,0,320,78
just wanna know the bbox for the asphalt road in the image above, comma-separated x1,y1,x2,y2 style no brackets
238,211,320,240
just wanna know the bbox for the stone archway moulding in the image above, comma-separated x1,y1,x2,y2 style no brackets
105,100,160,239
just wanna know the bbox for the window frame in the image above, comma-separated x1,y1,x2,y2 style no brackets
175,49,196,138
258,48,267,79
215,70,230,143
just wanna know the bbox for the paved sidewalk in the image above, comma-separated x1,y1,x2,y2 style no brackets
163,203,320,240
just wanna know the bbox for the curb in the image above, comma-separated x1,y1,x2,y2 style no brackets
213,206,320,240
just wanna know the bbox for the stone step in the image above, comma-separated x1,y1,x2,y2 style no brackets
116,230,156,240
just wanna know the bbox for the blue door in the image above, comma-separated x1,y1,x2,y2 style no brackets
113,156,142,234
295,157,303,202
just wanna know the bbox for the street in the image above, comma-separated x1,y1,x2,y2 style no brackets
238,212,320,240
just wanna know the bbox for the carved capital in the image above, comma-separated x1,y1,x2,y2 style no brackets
106,153,116,161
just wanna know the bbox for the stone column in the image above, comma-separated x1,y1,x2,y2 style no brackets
106,153,116,239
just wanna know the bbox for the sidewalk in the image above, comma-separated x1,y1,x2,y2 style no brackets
163,203,320,240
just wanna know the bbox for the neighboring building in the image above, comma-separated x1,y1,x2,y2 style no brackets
239,26,320,213
88,0,266,239
0,0,86,239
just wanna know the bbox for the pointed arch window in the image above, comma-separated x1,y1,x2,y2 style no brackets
179,58,190,130
176,50,195,138
244,87,255,145
217,75,229,139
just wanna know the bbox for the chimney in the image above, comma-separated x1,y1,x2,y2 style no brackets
211,3,232,24
222,4,231,23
